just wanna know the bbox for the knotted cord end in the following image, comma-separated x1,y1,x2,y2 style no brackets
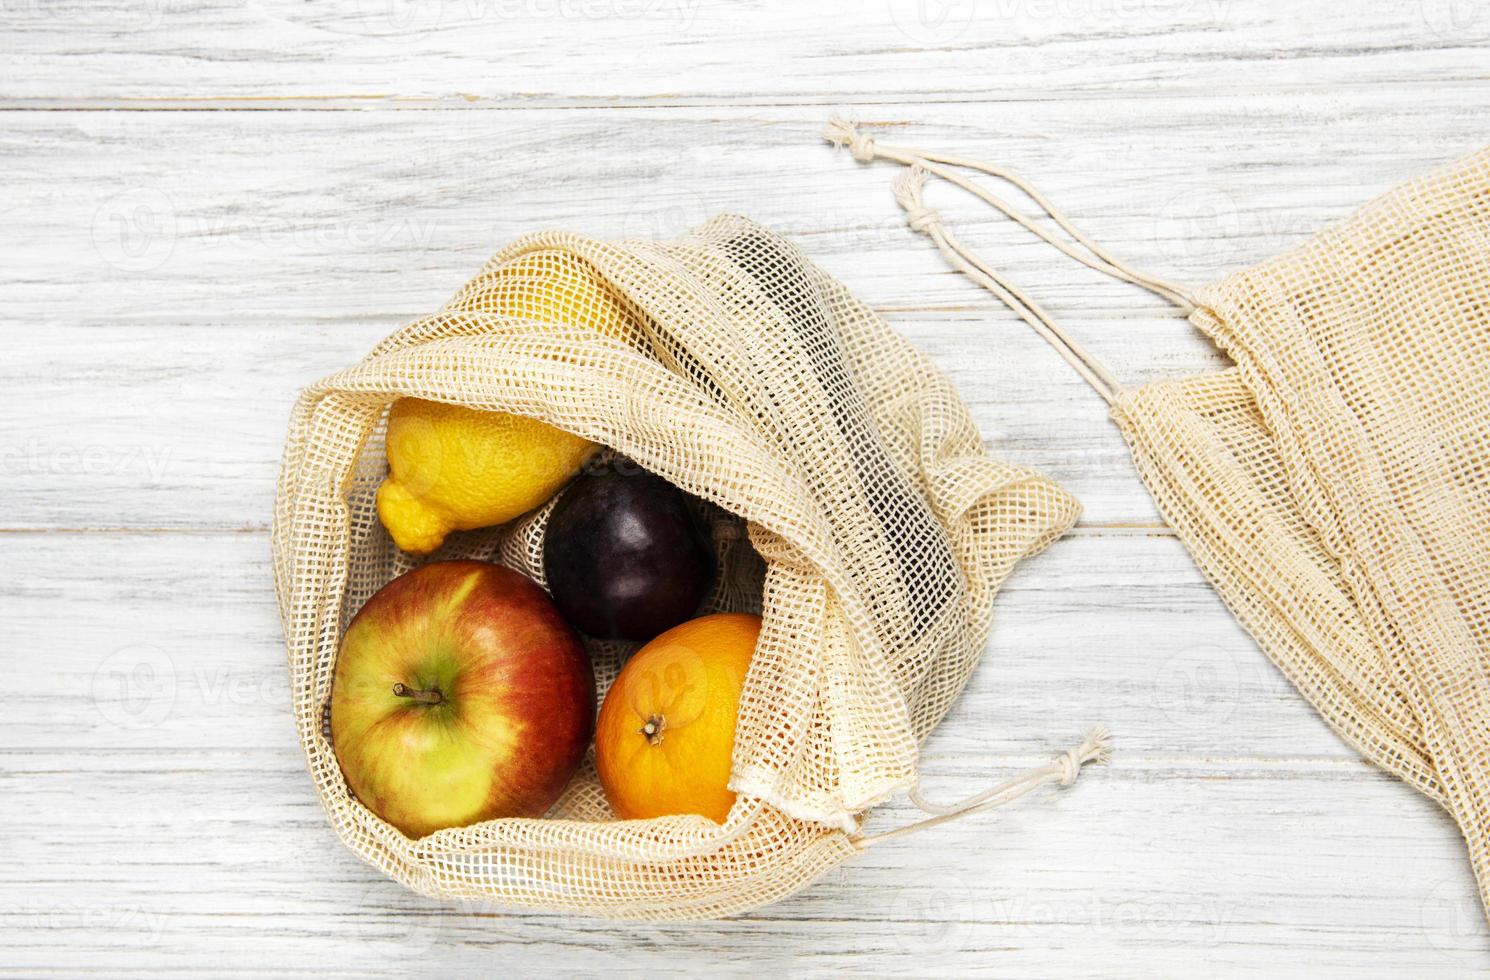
824,116,876,164
893,165,941,235
1055,726,1112,787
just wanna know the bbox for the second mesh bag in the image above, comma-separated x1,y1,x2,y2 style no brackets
832,119,1490,924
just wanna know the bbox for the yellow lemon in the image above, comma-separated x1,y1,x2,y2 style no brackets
446,250,640,341
377,253,636,554
377,400,597,555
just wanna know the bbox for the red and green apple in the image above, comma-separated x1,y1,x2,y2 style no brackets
330,560,594,839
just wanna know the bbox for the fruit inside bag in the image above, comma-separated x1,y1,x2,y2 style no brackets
274,215,1096,919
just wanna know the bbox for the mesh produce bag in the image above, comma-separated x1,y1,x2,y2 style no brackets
831,120,1490,922
272,214,1101,920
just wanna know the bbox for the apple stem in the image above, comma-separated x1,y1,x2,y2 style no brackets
392,682,444,705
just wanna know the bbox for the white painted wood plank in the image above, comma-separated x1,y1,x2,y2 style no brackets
5,101,1486,528
4,753,1487,972
8,103,1482,324
0,313,1175,529
4,0,1488,104
10,531,1488,964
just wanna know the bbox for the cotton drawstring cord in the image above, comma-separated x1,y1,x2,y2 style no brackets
854,728,1111,849
893,167,1122,405
824,117,1196,312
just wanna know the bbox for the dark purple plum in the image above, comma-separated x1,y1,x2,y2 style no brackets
543,463,715,642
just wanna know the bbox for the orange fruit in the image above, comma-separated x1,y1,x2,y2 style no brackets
595,612,761,823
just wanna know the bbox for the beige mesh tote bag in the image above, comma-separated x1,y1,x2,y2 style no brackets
273,214,1108,920
829,119,1490,924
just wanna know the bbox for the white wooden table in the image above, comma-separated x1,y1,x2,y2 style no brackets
6,1,1490,973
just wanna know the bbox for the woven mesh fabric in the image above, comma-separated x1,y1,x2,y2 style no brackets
1113,147,1490,914
272,215,1080,919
